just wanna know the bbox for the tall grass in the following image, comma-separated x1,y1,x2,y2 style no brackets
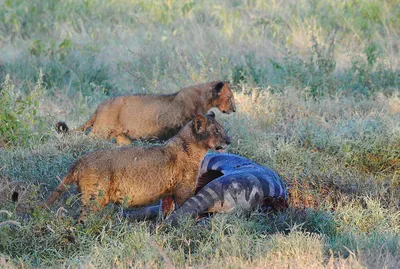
0,0,399,268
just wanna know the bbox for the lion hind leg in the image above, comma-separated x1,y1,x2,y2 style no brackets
78,196,108,223
78,184,110,222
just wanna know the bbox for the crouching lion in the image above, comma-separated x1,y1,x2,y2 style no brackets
43,111,230,221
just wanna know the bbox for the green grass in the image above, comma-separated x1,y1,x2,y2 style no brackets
1,0,400,268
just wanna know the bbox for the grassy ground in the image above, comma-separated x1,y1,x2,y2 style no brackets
1,0,399,268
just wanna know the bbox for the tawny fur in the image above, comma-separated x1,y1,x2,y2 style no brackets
47,112,230,221
57,81,236,144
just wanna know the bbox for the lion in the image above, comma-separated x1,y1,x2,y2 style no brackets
57,81,236,145
44,111,230,221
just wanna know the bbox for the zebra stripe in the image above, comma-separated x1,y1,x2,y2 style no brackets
199,154,213,175
197,192,215,207
211,160,228,172
190,196,203,208
206,155,223,172
204,187,221,202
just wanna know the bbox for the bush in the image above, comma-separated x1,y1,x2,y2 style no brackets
0,70,47,147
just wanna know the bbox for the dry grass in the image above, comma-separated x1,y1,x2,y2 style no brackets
1,0,399,268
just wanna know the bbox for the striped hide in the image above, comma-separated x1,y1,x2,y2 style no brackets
165,153,287,224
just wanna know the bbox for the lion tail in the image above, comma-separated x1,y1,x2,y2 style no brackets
56,112,96,134
44,167,78,207
13,166,79,213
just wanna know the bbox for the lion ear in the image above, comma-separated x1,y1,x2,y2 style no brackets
193,114,207,134
212,81,230,98
206,111,215,119
212,81,224,97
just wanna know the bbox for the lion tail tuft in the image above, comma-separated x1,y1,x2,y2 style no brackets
56,121,69,134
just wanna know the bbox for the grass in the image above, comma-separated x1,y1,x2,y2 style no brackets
0,0,399,268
